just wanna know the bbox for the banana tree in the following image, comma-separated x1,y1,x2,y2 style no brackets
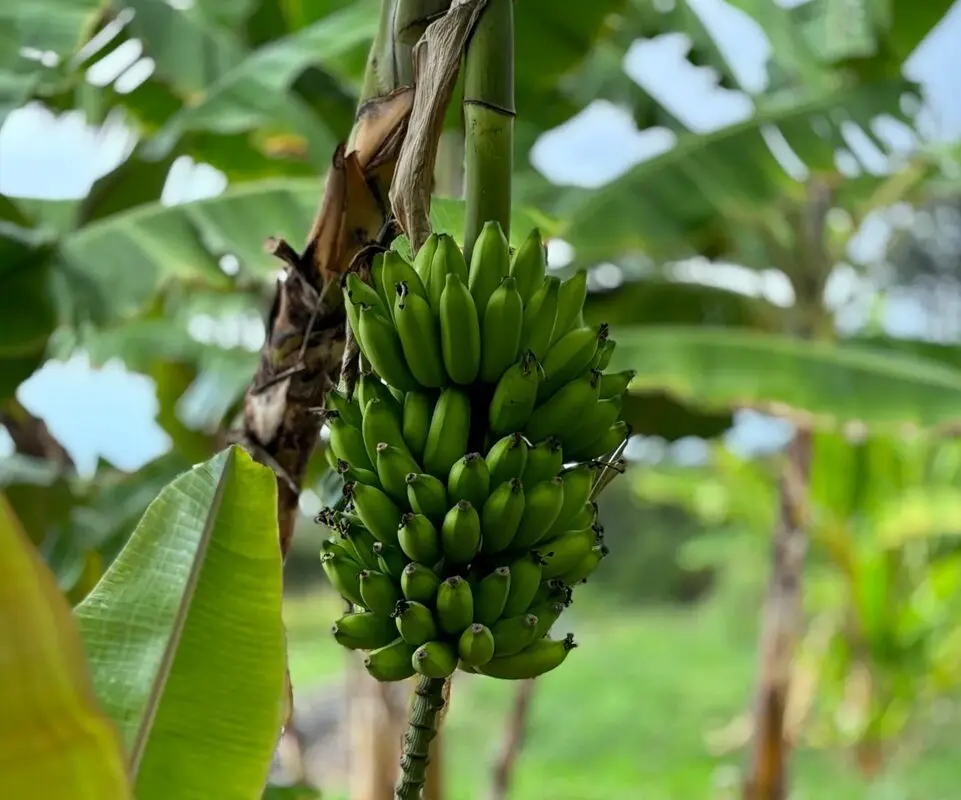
634,430,961,776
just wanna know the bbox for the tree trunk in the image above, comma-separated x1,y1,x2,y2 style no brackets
743,181,832,800
348,656,410,800
488,679,535,800
742,431,812,800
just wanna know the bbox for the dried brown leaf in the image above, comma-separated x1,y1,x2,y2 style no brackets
241,87,415,557
390,0,487,252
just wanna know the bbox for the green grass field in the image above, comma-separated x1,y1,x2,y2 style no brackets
284,584,961,800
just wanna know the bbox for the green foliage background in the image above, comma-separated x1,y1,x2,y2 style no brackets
4,0,961,796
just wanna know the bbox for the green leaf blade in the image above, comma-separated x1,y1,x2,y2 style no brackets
74,446,286,799
0,494,131,799
611,326,961,432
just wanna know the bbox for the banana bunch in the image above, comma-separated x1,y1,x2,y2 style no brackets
319,223,631,683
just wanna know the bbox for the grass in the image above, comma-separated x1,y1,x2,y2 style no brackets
283,583,961,799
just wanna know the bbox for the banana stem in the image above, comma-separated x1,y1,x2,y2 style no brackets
395,676,447,800
462,0,515,262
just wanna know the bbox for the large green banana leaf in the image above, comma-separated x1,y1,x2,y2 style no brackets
559,80,923,268
0,0,100,124
611,325,961,432
149,0,381,170
73,446,286,799
0,493,131,799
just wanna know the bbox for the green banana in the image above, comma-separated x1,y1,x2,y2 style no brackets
519,276,560,360
468,220,511,325
558,397,622,455
423,387,471,480
530,577,569,607
382,250,427,303
346,481,402,546
558,544,609,585
522,438,564,487
397,512,441,565
545,465,596,535
369,252,392,313
357,373,401,421
552,271,588,345
491,613,540,657
511,477,565,550
336,459,382,490
401,562,441,604
319,534,352,561
441,500,482,564
402,391,435,462
568,420,630,462
458,624,495,667
319,534,348,561
427,233,469,311
439,272,482,385
524,370,601,444
539,325,606,400
539,526,598,579
340,522,381,571
488,351,541,436
358,570,401,616
362,397,412,464
509,227,547,305
436,576,474,635
472,565,511,626
591,338,616,370
321,551,364,607
566,501,596,532
344,290,364,349
392,600,438,646
485,433,529,486
477,634,577,680
375,442,421,505
448,453,491,510
413,233,439,283
405,472,449,523
600,369,635,400
356,305,418,392
346,271,389,319
412,640,458,678
324,444,339,472
529,601,566,639
332,611,398,650
480,276,524,383
373,541,407,578
365,638,417,682
501,552,544,618
480,478,526,554
324,388,362,429
326,411,374,471
393,283,446,387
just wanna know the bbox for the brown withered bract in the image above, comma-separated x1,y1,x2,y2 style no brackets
236,87,414,559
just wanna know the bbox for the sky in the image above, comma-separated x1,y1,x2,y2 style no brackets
2,0,960,475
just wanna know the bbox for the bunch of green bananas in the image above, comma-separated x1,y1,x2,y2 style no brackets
318,223,631,682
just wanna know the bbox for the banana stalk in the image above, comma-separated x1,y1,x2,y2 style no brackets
462,0,514,261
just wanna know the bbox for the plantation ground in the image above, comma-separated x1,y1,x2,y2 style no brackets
284,586,961,800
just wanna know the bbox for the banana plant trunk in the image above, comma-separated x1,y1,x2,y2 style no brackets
743,181,833,800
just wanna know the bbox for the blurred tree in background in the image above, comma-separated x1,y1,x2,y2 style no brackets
5,0,961,798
